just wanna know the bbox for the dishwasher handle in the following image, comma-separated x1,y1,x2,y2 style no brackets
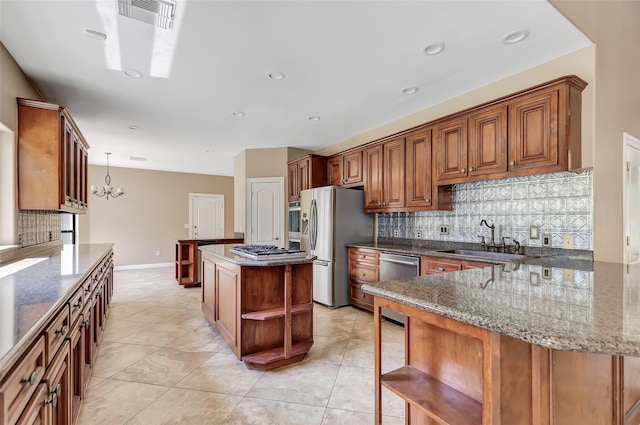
379,257,420,267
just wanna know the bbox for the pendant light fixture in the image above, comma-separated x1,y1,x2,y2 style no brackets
91,152,125,199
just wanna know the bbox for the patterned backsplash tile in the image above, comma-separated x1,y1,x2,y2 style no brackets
17,210,62,247
378,168,593,250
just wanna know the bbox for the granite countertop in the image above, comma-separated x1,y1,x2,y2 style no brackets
362,261,640,356
199,244,316,266
348,241,594,271
177,237,244,244
0,243,114,374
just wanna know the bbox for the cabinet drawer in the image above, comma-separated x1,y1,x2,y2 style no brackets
349,283,374,312
422,259,462,275
349,264,379,283
44,306,70,365
69,286,84,327
349,248,379,265
0,337,46,425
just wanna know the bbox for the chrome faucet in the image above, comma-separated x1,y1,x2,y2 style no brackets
480,219,496,248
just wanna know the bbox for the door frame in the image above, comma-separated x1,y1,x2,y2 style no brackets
188,193,225,239
623,132,640,263
246,177,285,246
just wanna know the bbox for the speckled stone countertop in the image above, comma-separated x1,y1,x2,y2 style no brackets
199,244,316,266
0,243,114,375
363,261,640,356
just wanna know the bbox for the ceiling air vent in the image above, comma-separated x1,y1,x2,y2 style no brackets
117,0,176,30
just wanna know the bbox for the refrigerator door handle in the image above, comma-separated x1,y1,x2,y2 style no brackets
310,198,318,251
313,259,330,267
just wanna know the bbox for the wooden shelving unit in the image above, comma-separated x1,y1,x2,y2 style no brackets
175,241,198,287
373,297,499,425
241,302,313,320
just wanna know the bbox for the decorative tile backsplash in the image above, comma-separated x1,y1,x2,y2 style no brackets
378,168,593,250
17,210,62,247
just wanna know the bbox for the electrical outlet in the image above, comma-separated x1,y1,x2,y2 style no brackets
563,235,574,250
439,225,449,235
542,267,552,279
393,229,399,237
416,230,422,239
542,234,551,246
563,269,574,282
530,226,540,240
155,250,160,256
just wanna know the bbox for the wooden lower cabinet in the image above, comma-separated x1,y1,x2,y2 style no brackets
43,344,70,425
348,248,380,312
0,250,113,425
201,251,314,370
373,297,640,425
421,256,492,275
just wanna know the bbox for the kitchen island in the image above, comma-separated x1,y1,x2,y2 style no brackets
199,244,316,370
363,261,640,425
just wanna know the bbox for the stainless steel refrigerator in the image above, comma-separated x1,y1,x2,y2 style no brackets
300,186,374,308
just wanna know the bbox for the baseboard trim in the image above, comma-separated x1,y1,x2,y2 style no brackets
115,262,173,271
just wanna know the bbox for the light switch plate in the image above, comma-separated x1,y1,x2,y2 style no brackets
184,224,190,229
563,235,575,250
563,269,574,282
530,226,540,240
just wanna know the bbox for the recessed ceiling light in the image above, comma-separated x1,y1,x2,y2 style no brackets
84,28,107,41
128,125,140,130
129,156,147,161
423,42,445,56
402,87,419,95
308,116,321,121
205,149,215,153
233,111,246,117
502,30,530,44
268,71,286,80
124,69,143,79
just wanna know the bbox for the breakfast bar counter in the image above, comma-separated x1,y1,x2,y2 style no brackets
362,261,640,425
199,244,316,370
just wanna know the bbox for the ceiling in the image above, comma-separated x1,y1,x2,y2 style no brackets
0,0,591,176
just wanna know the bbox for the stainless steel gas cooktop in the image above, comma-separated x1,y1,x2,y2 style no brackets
229,245,307,260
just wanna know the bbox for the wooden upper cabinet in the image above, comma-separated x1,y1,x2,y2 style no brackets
434,117,468,183
327,150,363,186
287,154,327,201
382,137,405,210
363,138,406,213
17,98,89,213
405,129,432,209
468,105,508,178
363,144,383,212
508,88,559,172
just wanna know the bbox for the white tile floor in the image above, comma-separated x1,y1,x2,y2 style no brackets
77,267,407,425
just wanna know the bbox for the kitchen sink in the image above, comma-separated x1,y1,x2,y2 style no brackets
436,249,533,261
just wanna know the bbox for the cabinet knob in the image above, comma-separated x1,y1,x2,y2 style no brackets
360,255,365,259
438,267,445,272
55,326,68,336
426,198,431,203
362,273,366,277
21,371,38,386
460,168,466,173
469,167,474,172
509,160,515,166
360,293,365,298
72,301,82,309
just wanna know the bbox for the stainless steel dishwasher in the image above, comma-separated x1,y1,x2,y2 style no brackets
379,252,420,324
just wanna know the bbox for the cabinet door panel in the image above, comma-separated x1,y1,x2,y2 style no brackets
435,117,467,182
468,106,507,177
343,151,363,185
298,158,311,192
327,156,343,186
287,162,298,201
216,265,239,349
383,138,405,209
405,130,432,208
202,258,216,319
363,144,383,212
509,89,559,171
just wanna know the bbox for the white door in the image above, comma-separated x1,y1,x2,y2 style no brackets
624,133,640,263
190,193,224,239
247,177,284,247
